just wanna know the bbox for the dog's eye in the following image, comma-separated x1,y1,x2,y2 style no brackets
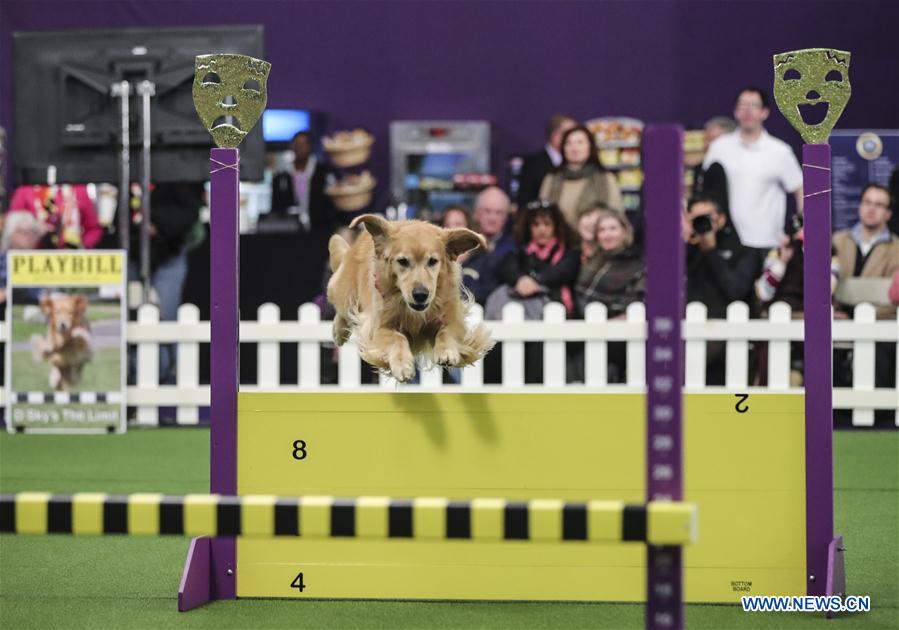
427,257,439,267
396,257,410,268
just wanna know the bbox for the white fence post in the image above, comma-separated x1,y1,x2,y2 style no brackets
767,302,792,389
895,314,899,427
584,302,608,387
626,302,645,387
298,303,321,388
851,303,876,427
136,304,159,426
502,302,525,387
461,304,486,386
338,341,361,388
543,302,566,386
257,303,280,388
725,302,750,389
175,304,200,424
685,302,707,388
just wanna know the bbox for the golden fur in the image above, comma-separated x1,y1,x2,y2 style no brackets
31,294,94,391
327,214,495,381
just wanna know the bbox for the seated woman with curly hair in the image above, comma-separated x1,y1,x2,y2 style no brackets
486,201,580,383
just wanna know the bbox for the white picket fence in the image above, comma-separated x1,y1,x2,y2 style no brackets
2,301,896,427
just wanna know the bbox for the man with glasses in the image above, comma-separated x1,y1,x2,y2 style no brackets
702,86,803,265
832,184,899,319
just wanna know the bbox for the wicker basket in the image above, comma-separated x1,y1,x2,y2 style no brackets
326,177,377,212
323,133,374,168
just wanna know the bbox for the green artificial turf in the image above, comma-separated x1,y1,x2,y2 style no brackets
0,429,896,629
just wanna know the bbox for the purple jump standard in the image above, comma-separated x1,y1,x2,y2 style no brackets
178,147,240,611
802,144,844,603
642,125,685,630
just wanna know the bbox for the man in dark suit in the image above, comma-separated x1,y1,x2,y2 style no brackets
270,131,338,230
516,114,576,208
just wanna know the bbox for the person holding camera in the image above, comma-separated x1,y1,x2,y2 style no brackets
684,195,757,384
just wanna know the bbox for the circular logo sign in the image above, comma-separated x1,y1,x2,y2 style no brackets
855,132,883,160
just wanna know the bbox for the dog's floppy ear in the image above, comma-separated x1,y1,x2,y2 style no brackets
39,296,53,315
350,214,392,252
74,295,88,317
444,228,487,260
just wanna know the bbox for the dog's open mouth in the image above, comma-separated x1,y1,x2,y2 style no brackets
409,303,429,312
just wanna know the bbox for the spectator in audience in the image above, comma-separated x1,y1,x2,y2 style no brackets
577,207,602,263
832,184,899,410
270,131,338,231
517,114,577,208
754,213,807,316
0,211,43,314
832,184,899,320
684,195,757,385
889,167,899,236
439,205,472,230
890,270,899,306
576,209,644,319
461,187,515,306
127,182,203,388
539,125,623,231
702,87,803,264
573,209,643,383
692,116,736,215
8,183,103,249
487,201,579,383
489,201,580,319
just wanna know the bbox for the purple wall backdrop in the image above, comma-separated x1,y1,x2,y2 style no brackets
2,0,898,198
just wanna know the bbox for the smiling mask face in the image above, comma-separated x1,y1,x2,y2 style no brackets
192,54,271,148
773,48,851,144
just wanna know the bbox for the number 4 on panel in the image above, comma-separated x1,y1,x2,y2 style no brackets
291,572,306,592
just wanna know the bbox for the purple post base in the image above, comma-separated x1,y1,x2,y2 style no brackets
825,535,846,619
178,536,236,612
178,537,210,611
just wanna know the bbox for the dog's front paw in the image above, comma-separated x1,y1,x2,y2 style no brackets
434,344,462,367
389,354,416,383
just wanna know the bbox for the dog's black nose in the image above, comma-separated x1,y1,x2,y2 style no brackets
411,285,429,304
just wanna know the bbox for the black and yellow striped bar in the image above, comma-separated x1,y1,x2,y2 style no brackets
0,494,698,545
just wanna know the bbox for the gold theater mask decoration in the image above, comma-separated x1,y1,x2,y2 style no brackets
773,48,851,144
193,54,271,148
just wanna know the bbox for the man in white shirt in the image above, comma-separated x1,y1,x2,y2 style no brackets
703,87,803,255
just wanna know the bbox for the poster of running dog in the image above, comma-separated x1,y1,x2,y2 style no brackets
5,251,126,433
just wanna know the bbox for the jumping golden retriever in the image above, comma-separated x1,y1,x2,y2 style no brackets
31,294,94,391
327,214,494,381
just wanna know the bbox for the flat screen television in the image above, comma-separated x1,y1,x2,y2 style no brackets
12,25,266,185
263,109,311,143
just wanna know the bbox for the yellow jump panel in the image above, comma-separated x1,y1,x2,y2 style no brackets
236,392,805,602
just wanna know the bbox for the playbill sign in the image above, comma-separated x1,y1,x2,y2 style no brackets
5,251,126,433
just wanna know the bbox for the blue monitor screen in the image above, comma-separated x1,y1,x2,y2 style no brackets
263,109,311,142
